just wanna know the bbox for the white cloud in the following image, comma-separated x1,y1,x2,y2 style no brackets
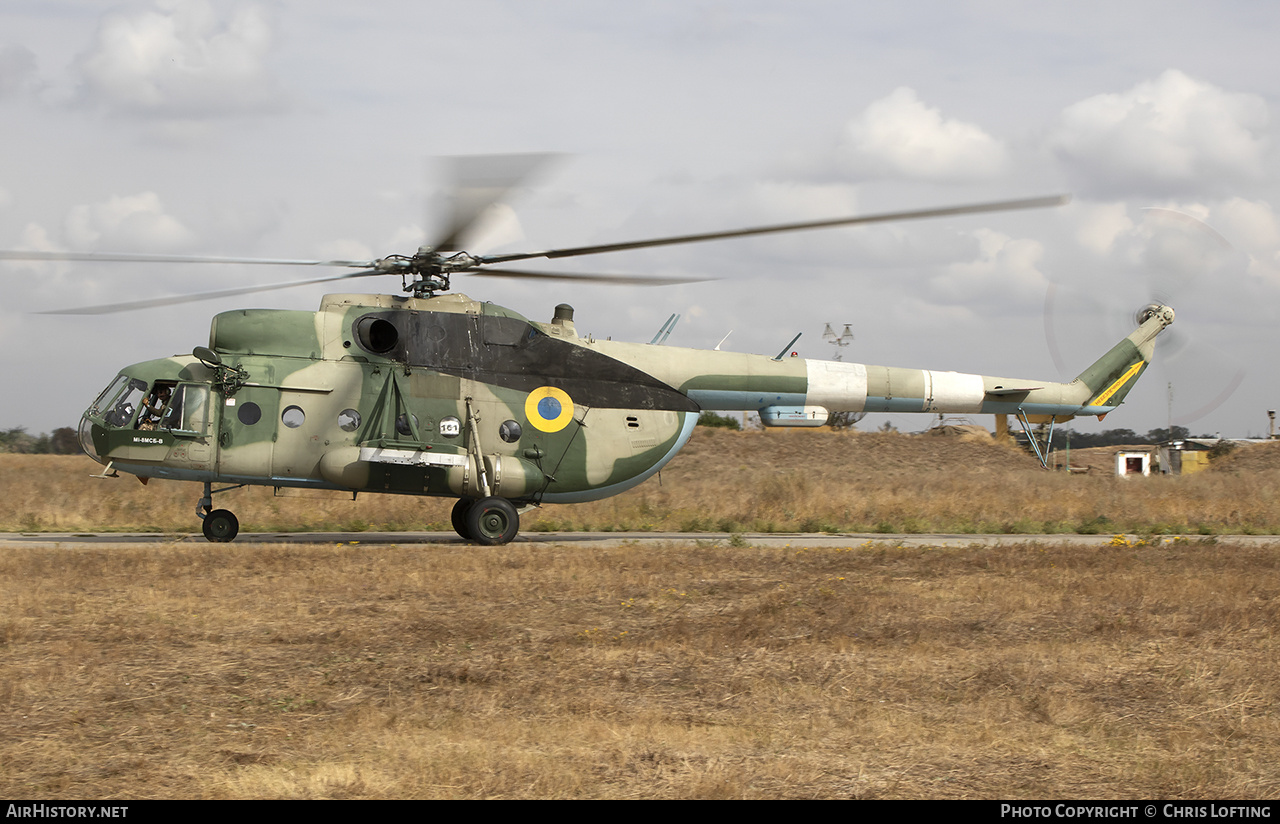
1073,202,1134,256
0,44,38,98
1214,197,1280,282
0,225,87,305
836,88,1008,182
76,0,286,117
1051,70,1270,197
18,222,61,253
0,223,67,279
65,192,195,250
462,204,527,254
385,224,426,252
929,229,1047,305
1216,197,1280,251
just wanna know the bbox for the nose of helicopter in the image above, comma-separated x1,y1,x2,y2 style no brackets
77,413,102,463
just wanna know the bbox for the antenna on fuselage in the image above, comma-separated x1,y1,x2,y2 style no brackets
649,313,680,345
772,332,802,361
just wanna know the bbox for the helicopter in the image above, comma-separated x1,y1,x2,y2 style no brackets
2,157,1174,544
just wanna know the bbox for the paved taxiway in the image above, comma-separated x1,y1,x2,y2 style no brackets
2,531,1276,548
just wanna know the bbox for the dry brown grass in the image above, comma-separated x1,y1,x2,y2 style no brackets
5,430,1280,536
2,537,1278,798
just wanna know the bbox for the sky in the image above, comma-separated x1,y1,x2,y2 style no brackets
2,0,1279,438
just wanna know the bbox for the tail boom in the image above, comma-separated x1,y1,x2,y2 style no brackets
605,304,1174,426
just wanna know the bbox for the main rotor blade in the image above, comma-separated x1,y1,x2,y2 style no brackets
0,250,376,267
466,267,708,286
478,194,1069,265
431,153,559,252
41,269,384,315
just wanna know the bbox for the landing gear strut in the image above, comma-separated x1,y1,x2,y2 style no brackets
197,481,245,543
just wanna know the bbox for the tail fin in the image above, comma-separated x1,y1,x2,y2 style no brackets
1072,305,1174,411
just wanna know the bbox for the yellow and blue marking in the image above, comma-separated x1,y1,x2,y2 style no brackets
525,386,575,432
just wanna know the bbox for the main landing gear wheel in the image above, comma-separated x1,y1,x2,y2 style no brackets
465,496,519,545
451,497,476,540
202,509,239,542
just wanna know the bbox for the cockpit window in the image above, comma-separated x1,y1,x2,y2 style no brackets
104,378,148,428
136,382,176,430
164,384,210,434
89,375,130,419
89,377,208,434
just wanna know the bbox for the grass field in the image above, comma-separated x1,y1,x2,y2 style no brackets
2,537,1277,799
3,429,1280,536
2,430,1279,798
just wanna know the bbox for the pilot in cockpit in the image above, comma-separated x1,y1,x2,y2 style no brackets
136,385,172,430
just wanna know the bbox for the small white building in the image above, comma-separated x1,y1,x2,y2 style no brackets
1115,450,1152,477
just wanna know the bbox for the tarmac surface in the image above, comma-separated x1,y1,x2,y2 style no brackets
2,531,1276,548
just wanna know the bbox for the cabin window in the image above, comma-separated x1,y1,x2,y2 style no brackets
499,420,522,443
282,406,306,429
395,413,419,438
439,416,461,438
237,401,262,426
164,384,209,434
338,409,361,432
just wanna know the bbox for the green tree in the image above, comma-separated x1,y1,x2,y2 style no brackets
1144,426,1191,443
50,427,81,455
697,411,741,430
0,426,82,454
0,427,34,453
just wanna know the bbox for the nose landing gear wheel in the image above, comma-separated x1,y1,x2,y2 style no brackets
465,497,519,545
202,509,239,542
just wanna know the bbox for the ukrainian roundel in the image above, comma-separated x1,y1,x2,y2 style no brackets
525,386,574,432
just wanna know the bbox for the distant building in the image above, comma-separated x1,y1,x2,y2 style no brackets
1115,450,1152,477
1126,438,1273,476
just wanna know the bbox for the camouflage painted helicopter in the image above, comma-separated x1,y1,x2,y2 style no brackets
3,158,1174,544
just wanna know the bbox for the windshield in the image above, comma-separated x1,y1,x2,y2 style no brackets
102,378,148,428
88,375,130,419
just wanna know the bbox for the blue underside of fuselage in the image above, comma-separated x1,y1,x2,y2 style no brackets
687,390,807,410
690,389,1116,418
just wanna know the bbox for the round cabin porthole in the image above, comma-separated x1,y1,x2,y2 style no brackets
282,406,306,428
499,419,522,443
237,401,262,426
395,413,418,438
337,409,361,432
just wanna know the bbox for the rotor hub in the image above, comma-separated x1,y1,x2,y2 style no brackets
1136,303,1175,327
